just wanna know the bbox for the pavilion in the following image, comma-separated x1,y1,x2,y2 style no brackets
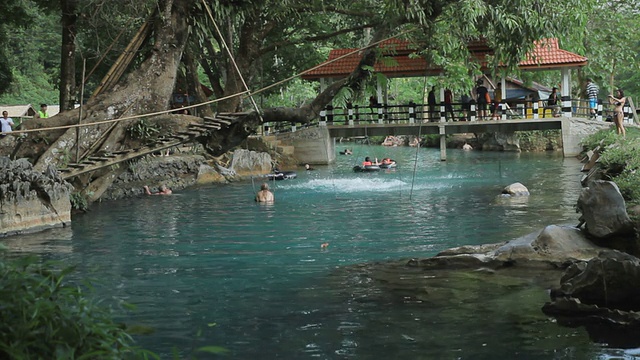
301,38,588,116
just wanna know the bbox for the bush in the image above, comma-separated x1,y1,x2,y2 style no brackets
0,256,155,360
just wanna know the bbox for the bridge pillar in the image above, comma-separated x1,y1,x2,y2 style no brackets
276,126,335,164
439,125,447,161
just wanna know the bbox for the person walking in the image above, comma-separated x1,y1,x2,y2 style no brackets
586,78,599,119
608,89,626,138
0,111,15,137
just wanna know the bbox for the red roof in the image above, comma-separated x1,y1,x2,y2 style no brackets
301,38,587,80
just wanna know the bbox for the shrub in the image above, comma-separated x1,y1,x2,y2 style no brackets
0,256,156,360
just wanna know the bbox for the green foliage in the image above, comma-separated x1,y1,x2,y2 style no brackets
127,119,160,141
0,256,154,359
582,127,640,201
70,191,89,211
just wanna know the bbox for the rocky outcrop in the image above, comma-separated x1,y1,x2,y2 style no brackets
480,132,520,152
412,224,604,270
542,251,640,347
0,156,73,237
577,180,635,239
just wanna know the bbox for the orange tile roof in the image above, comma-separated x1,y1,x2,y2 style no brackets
301,38,587,80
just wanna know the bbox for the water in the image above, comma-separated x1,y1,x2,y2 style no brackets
3,146,637,359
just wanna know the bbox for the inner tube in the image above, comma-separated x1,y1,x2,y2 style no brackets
266,171,297,180
353,165,381,173
379,161,397,169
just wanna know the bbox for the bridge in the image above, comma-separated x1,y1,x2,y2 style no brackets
58,114,239,180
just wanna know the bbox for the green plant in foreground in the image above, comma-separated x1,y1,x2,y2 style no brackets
0,256,156,360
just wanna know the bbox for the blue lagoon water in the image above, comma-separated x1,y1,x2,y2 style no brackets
4,146,636,359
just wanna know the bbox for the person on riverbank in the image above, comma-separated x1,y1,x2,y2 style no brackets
256,183,274,203
35,104,49,119
144,185,172,195
608,89,626,138
1,111,15,137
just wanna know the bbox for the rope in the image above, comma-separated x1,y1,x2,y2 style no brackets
13,28,417,138
409,73,429,200
201,0,262,121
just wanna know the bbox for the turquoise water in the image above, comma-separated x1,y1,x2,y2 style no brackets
4,146,637,359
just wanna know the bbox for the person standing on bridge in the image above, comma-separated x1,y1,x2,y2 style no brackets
427,87,437,122
586,78,599,119
475,79,489,120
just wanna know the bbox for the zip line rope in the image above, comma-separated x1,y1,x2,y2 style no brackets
408,72,429,201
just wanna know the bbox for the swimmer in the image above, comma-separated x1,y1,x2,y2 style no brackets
321,243,329,249
462,142,473,151
144,185,172,195
255,183,274,203
304,163,315,171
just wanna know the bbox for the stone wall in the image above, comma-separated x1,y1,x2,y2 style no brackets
0,157,73,237
276,127,335,164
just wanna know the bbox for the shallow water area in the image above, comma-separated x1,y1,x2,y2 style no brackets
4,145,639,359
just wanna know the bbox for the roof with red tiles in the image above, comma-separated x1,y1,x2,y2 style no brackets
301,38,587,80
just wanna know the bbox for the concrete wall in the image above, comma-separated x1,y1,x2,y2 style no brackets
277,127,335,164
561,118,613,157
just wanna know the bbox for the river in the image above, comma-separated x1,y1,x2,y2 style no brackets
3,145,638,359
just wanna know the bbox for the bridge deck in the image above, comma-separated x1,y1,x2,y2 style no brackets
326,118,563,138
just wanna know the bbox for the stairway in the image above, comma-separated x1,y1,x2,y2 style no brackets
58,114,238,180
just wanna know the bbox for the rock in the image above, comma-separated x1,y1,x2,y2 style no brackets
542,250,640,347
0,156,73,237
501,182,529,196
577,180,634,239
580,149,599,172
230,149,272,177
416,225,603,271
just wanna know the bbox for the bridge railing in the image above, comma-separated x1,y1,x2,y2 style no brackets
315,98,637,125
261,97,636,135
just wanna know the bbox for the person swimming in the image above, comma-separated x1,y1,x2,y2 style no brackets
255,183,274,203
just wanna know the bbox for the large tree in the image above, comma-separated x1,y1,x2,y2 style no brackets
12,0,592,201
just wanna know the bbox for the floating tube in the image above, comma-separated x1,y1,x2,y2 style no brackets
266,171,297,180
353,165,381,173
379,161,397,169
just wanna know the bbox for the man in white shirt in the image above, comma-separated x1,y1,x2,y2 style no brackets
0,111,14,136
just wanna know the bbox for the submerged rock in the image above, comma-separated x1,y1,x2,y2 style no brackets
501,182,530,196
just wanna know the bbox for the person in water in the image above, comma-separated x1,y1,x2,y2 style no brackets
304,163,315,170
144,185,172,195
462,142,473,151
256,183,274,203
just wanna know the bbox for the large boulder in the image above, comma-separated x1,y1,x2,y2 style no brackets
577,180,634,239
0,156,73,237
416,225,604,270
542,250,640,347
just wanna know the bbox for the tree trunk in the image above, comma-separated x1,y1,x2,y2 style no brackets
20,0,190,173
59,0,77,112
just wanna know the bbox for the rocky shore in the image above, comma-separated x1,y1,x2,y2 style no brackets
0,156,73,237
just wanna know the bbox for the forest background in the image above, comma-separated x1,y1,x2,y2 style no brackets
0,0,638,112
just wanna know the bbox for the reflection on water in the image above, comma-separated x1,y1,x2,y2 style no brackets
2,227,73,254
1,146,625,359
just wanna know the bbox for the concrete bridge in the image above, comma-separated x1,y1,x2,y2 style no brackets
273,116,615,163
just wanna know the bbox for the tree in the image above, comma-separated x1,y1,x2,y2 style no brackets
13,0,596,203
